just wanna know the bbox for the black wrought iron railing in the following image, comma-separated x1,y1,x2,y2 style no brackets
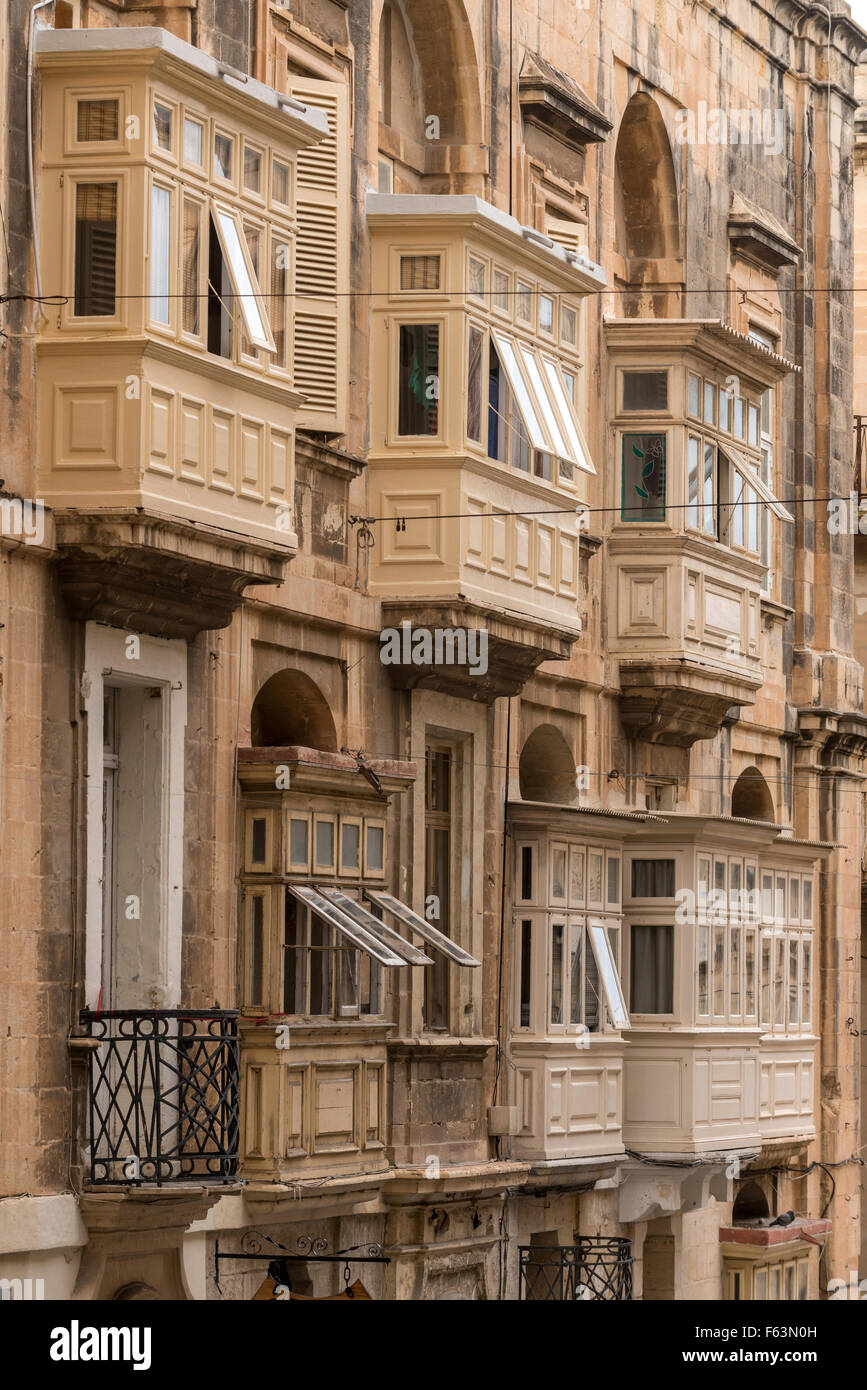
855,415,867,499
79,1009,240,1186
519,1238,634,1301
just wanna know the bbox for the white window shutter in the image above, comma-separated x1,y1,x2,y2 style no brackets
287,77,349,434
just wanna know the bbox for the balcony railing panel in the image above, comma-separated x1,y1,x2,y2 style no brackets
519,1239,634,1301
80,1009,240,1186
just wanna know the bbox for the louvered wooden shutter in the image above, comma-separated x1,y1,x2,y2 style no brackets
545,215,585,255
287,77,349,434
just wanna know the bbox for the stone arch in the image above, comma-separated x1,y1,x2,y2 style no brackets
518,724,576,805
251,670,338,751
112,1281,161,1300
614,92,682,313
732,1180,770,1222
731,766,775,821
376,0,483,189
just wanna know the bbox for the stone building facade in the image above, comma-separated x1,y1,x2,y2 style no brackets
1,0,865,1301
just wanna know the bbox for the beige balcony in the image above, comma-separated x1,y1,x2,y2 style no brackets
366,193,605,698
604,321,796,745
35,28,328,636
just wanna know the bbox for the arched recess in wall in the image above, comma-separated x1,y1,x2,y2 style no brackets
251,670,338,750
518,725,576,805
614,92,683,315
112,1282,161,1300
732,1180,770,1223
376,0,483,192
731,766,775,822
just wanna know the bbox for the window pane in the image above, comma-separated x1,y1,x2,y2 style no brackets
621,432,666,522
569,848,584,904
153,102,172,151
214,208,269,346
398,324,439,435
150,185,171,324
272,159,290,205
521,845,533,900
688,373,700,418
607,856,620,905
78,99,118,142
745,930,756,1016
315,819,334,867
493,336,546,450
493,269,509,312
468,257,485,299
704,380,716,425
734,396,745,438
401,254,441,291
516,281,531,321
630,924,674,1013
543,358,593,472
774,937,786,1028
338,946,360,1014
561,303,577,344
467,325,484,442
366,824,384,873
271,240,288,368
755,1268,767,1300
703,442,716,537
251,816,267,865
569,924,582,1025
802,878,813,922
788,939,799,1026
748,402,760,447
746,486,758,552
550,923,564,1025
341,821,360,871
74,183,117,316
623,370,668,412
521,346,567,456
309,916,332,1015
183,117,203,165
182,199,200,335
539,294,554,332
760,935,771,1026
551,847,566,901
250,895,264,1003
712,923,725,1015
719,385,730,432
631,859,675,897
584,930,600,1030
289,818,308,867
730,926,741,1014
244,146,262,193
520,920,532,1027
283,892,305,1013
688,435,700,528
588,851,603,905
698,923,709,1014
214,132,233,180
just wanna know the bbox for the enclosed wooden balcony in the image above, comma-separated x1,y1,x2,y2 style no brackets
365,193,605,697
35,28,329,637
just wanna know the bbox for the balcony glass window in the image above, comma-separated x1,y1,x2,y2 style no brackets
631,924,674,1013
283,894,380,1018
77,98,118,143
550,922,565,1024
623,370,668,412
621,432,666,522
74,182,117,317
468,256,486,300
561,303,577,345
467,325,484,442
244,145,262,194
182,198,201,335
152,102,173,152
214,131,234,181
401,254,440,291
211,203,274,351
539,294,554,334
493,268,510,313
183,116,203,166
272,158,290,206
398,323,440,435
704,380,716,425
719,384,731,432
519,919,532,1027
149,184,171,324
688,372,700,418
516,281,532,322
271,239,289,369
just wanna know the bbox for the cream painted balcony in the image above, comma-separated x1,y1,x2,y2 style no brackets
35,28,329,636
604,321,796,745
366,194,605,698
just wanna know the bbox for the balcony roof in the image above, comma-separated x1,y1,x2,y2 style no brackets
604,318,799,391
366,192,607,294
35,26,329,146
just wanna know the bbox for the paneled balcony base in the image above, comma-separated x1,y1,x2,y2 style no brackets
54,509,288,640
379,599,576,702
618,657,762,747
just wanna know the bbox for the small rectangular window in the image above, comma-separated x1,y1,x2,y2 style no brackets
550,922,564,1025
468,256,486,300
340,818,361,874
149,185,171,325
211,203,274,350
745,928,756,1016
788,938,799,1026
248,892,266,1006
688,435,700,528
493,268,510,312
183,117,203,165
789,875,800,922
516,281,532,322
588,851,603,906
704,380,716,425
607,856,620,906
288,816,310,871
719,385,731,432
398,324,439,435
801,938,811,1028
623,370,668,412
561,303,577,345
631,860,675,897
802,877,813,923
539,294,554,333
271,239,289,369
569,847,584,905
365,821,385,876
214,131,234,181
401,254,441,291
74,183,117,317
621,432,666,522
697,922,709,1015
734,396,745,439
251,816,268,866
631,925,674,1013
244,145,262,193
568,924,582,1026
688,373,701,418
730,925,741,1014
588,923,629,1029
313,816,336,873
272,159,290,206
77,99,118,143
550,846,567,902
521,845,533,900
748,402,760,447
153,102,173,152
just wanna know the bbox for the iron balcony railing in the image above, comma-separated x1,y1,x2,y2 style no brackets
855,415,867,499
79,1009,240,1186
519,1238,634,1301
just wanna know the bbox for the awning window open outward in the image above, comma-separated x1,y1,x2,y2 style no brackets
491,328,596,476
719,442,793,522
317,886,434,967
365,890,481,967
288,885,408,968
210,200,275,352
587,921,630,1030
